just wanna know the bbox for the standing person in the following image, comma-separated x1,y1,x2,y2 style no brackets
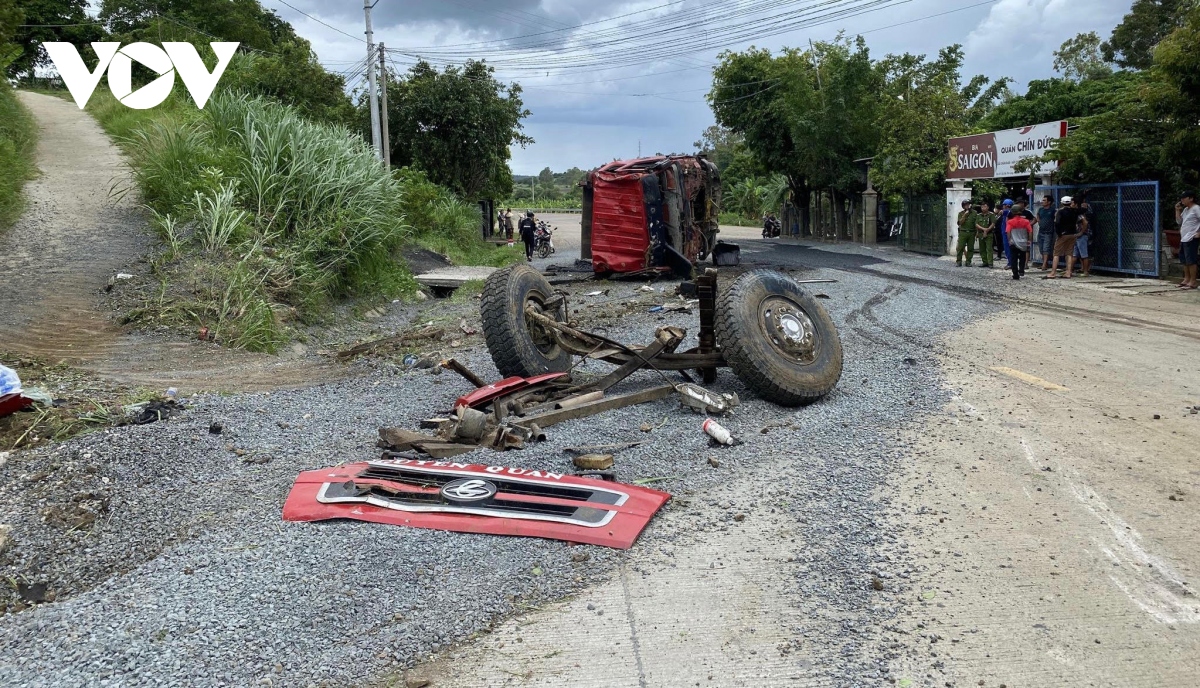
997,199,1014,268
1006,208,1033,280
1076,200,1095,276
504,208,515,240
975,201,997,268
518,211,537,262
1036,195,1056,269
1176,191,1200,289
1065,199,1089,278
1045,196,1079,278
955,200,977,267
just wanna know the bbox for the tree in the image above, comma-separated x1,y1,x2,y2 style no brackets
1103,0,1185,70
0,0,22,71
1146,0,1200,186
383,59,532,200
979,72,1144,132
1053,32,1114,81
99,0,295,54
710,36,879,232
6,0,105,78
219,44,352,125
537,167,554,186
872,46,1008,196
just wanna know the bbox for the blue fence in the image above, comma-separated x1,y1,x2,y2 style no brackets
1034,182,1160,277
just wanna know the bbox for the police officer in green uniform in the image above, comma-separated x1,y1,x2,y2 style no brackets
956,199,977,267
975,201,997,268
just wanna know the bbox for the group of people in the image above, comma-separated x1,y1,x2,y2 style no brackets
955,195,1094,280
498,208,540,261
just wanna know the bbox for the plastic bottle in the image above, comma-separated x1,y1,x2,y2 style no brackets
702,418,734,446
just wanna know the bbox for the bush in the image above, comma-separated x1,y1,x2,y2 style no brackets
397,168,523,266
112,91,414,351
0,82,37,230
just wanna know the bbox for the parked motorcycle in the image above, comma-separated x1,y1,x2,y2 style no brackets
534,223,556,258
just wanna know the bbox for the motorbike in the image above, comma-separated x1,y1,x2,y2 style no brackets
534,223,556,259
762,217,782,238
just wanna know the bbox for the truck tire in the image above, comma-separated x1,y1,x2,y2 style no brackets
715,269,842,406
481,265,572,378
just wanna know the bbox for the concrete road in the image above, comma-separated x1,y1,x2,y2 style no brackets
412,238,1200,687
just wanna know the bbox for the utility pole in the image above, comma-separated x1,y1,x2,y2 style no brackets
531,179,536,204
378,42,390,169
364,0,381,160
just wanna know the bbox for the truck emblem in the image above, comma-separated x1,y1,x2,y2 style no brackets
441,478,498,504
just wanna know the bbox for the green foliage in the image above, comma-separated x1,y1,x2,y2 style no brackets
382,60,532,200
6,0,104,78
1053,32,1114,82
711,38,998,202
1103,0,1186,70
0,81,37,229
979,72,1144,131
873,46,1008,196
0,0,22,71
1148,0,1200,186
93,91,415,351
98,0,296,53
220,47,353,126
392,167,519,266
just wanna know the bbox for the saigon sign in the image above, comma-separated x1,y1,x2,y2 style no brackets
947,121,1067,180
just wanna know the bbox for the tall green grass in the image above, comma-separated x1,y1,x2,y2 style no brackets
88,89,517,351
102,92,415,351
0,84,38,231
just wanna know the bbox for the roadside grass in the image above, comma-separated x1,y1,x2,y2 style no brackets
86,89,517,352
0,84,38,232
718,211,760,227
0,354,161,451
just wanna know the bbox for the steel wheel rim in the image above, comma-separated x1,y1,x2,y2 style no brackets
759,296,819,365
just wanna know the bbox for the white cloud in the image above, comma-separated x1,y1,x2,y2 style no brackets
963,0,1129,88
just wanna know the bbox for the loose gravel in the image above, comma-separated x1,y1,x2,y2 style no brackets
0,255,1000,687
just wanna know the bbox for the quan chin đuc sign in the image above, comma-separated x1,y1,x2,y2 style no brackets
947,121,1068,180
44,41,239,110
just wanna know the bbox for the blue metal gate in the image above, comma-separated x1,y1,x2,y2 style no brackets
1034,182,1160,277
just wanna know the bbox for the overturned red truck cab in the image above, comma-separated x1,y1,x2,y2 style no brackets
581,155,734,277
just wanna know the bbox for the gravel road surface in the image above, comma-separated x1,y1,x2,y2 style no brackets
2,98,1197,686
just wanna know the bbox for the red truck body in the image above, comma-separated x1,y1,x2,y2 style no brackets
582,155,722,277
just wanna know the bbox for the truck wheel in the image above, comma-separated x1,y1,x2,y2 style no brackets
715,269,842,406
481,265,572,378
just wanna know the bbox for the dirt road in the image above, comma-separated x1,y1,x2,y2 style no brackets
0,92,344,393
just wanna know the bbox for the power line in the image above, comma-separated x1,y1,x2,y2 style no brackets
271,1,366,43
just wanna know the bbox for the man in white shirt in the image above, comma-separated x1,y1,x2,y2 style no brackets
1177,191,1199,289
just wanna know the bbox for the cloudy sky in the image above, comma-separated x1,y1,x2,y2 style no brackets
265,0,1134,175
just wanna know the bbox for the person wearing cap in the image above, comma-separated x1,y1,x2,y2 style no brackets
955,199,978,267
1045,196,1081,278
974,201,997,268
518,211,537,262
1176,191,1199,289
